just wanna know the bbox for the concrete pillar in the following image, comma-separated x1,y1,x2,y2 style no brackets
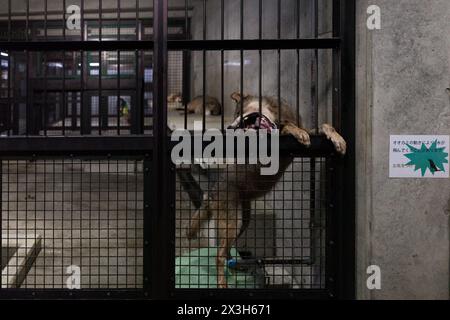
356,0,450,299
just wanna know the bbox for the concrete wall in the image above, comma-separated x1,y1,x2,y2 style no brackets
356,0,450,299
189,0,334,127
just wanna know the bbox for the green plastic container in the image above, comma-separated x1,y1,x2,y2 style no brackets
175,247,262,289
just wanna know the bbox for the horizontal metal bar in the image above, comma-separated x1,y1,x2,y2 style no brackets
169,39,340,50
0,6,193,18
0,41,153,51
173,289,332,300
279,135,339,156
0,135,337,158
0,38,339,52
0,136,153,156
231,258,313,267
0,288,331,300
0,289,145,300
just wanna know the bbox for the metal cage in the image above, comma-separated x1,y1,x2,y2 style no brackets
0,0,355,300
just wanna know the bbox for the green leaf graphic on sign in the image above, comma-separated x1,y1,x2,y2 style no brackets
405,140,448,177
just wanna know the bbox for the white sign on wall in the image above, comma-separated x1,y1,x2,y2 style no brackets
389,135,449,178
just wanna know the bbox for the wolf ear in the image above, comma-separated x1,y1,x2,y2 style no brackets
230,92,249,103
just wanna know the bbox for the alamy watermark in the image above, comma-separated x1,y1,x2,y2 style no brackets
171,121,280,175
66,5,81,31
366,265,381,290
367,5,381,30
66,265,81,289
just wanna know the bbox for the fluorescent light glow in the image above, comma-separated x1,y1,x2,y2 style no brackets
90,62,100,67
48,62,63,68
224,59,252,67
0,52,9,57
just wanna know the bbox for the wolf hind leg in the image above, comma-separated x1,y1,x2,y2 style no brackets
186,199,212,239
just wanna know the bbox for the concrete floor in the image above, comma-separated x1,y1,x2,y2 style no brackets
1,160,144,289
1,247,16,270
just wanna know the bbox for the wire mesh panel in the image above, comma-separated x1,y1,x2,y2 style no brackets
176,158,328,289
1,158,144,289
168,51,183,96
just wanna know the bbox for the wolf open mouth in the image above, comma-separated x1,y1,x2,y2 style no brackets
230,112,277,132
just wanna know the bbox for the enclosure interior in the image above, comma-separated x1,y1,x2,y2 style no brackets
0,0,338,292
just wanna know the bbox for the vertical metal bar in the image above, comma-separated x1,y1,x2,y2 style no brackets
239,0,244,127
25,49,32,135
202,0,206,132
151,0,172,300
325,156,336,296
277,0,281,123
63,0,67,40
43,53,48,136
143,157,151,297
182,50,191,131
132,0,143,134
99,0,103,135
133,0,139,134
7,0,11,42
80,0,90,135
7,51,11,136
239,0,247,253
185,1,189,41
117,0,121,135
313,0,319,132
296,0,301,125
258,0,262,116
220,0,225,132
328,0,341,292
6,1,11,135
26,0,29,42
332,0,342,131
183,0,189,130
80,47,89,135
309,0,320,281
134,56,143,132
335,0,356,299
12,58,19,135
43,0,48,136
44,0,48,39
71,92,77,131
0,160,2,287
138,18,145,134
25,0,32,135
62,0,67,135
7,1,11,135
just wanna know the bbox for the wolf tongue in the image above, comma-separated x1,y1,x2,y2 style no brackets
255,117,261,128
